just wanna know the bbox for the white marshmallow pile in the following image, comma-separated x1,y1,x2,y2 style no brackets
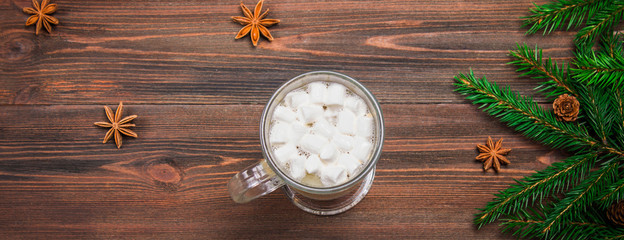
269,81,375,187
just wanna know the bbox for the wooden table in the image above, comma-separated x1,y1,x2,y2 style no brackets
0,0,575,238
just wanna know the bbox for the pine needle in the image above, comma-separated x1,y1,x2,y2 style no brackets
576,1,624,46
509,43,577,98
474,153,596,227
573,42,624,89
523,0,610,35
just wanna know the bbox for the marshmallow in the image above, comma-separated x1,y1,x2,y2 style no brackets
305,155,323,174
344,96,367,116
320,165,348,186
286,91,309,109
313,118,335,139
337,109,357,135
289,155,307,181
299,134,329,154
323,106,340,123
325,83,347,106
308,82,326,104
356,115,374,138
320,144,338,164
289,121,308,143
269,121,291,144
273,106,297,123
337,153,363,177
332,134,354,151
352,137,373,162
273,144,297,167
300,104,324,124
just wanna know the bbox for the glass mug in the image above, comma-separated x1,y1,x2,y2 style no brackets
228,71,384,215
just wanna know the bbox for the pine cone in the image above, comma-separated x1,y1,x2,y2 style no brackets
607,201,624,226
553,94,579,122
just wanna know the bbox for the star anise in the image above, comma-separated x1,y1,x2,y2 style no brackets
476,136,511,172
231,0,280,46
94,102,138,149
23,0,59,35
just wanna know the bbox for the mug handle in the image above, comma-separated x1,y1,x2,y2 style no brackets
228,159,285,203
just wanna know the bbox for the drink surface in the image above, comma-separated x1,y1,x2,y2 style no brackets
268,81,375,187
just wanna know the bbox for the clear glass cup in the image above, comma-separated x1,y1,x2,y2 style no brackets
228,71,384,215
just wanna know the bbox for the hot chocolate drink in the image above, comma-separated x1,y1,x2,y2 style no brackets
268,81,375,187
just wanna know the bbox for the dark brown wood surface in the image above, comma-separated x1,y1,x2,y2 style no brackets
0,0,577,238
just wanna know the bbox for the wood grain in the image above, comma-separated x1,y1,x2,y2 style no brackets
1,0,574,105
0,0,574,239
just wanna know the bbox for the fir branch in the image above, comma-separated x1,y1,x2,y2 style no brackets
523,0,608,35
601,33,624,58
542,159,619,235
577,85,614,144
509,44,576,98
598,176,624,209
454,71,608,153
616,88,624,124
610,88,624,149
573,43,624,89
606,234,624,240
576,1,624,46
501,206,547,239
504,219,610,239
501,204,624,239
458,0,624,237
474,153,596,227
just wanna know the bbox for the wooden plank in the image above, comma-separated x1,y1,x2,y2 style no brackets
0,104,561,238
1,0,571,105
0,0,578,238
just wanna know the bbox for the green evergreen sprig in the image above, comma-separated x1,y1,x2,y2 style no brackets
501,202,624,239
454,0,624,238
573,43,624,89
599,177,624,209
523,0,611,35
576,1,624,46
610,88,624,149
509,43,576,98
577,86,614,143
454,71,621,155
542,159,619,235
524,0,623,47
473,153,596,227
601,33,624,57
